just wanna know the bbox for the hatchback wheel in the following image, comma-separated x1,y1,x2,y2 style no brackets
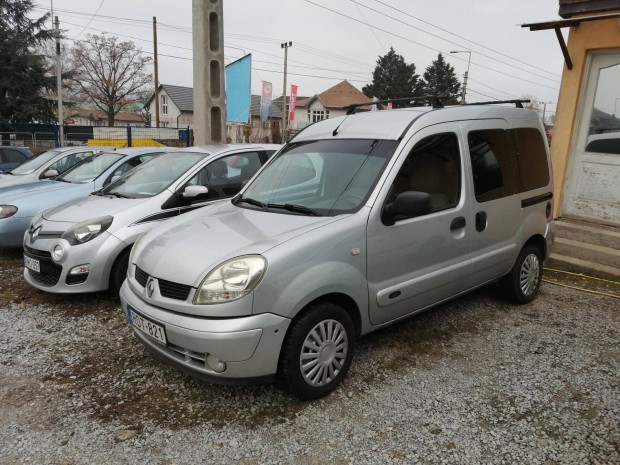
279,302,355,400
500,244,543,304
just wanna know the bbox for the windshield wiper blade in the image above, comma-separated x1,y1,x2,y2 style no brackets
55,178,71,183
108,192,131,198
234,196,268,211
268,203,321,216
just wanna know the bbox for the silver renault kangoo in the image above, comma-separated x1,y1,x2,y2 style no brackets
120,101,555,399
24,144,280,293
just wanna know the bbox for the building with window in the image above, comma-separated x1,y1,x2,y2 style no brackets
291,80,373,130
524,0,620,226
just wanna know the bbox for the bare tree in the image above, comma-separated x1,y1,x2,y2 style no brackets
69,33,152,126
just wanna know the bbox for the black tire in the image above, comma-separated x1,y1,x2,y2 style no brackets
278,301,355,400
109,248,131,294
499,244,543,304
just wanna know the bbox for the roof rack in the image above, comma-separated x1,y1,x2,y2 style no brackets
344,96,447,115
466,99,530,108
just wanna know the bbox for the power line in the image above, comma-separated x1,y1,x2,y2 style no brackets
69,0,105,39
369,0,560,78
350,0,560,83
304,0,560,92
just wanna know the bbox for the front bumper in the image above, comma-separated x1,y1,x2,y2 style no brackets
119,280,291,383
23,230,127,293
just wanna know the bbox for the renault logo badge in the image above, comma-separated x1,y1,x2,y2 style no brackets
146,277,155,297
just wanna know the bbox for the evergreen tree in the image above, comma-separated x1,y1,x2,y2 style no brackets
363,47,423,108
420,53,461,105
0,0,56,122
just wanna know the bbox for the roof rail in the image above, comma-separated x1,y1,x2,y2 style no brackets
344,96,447,115
466,99,531,108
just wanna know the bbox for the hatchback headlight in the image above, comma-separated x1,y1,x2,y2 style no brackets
61,216,113,245
0,205,17,219
194,255,267,305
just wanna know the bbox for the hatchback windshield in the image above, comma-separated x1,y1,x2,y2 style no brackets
238,139,398,216
57,152,124,184
9,150,62,175
101,152,206,198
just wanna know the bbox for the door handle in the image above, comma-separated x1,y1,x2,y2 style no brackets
450,216,466,231
476,211,487,232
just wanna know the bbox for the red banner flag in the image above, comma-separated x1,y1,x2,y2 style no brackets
288,85,298,121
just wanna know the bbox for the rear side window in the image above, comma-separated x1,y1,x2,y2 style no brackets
468,129,517,202
510,128,550,192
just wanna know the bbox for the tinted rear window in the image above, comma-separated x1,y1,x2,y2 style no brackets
510,128,550,192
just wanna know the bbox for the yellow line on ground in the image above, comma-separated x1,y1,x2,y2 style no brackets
542,279,620,299
543,267,619,285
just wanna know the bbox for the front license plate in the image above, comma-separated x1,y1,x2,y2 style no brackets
127,306,167,345
24,255,40,273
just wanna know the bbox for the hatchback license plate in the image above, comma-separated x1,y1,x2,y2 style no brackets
127,306,167,345
24,255,40,272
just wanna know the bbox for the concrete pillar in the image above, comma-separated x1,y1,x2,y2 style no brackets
192,0,226,145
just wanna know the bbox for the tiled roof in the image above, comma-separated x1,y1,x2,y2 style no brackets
296,80,372,109
161,84,194,112
250,95,282,118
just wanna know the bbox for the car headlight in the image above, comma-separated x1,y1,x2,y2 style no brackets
0,205,18,219
61,216,113,245
194,255,267,305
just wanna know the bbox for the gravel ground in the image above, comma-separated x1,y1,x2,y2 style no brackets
0,250,618,465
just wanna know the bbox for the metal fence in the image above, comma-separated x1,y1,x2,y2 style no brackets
0,123,191,152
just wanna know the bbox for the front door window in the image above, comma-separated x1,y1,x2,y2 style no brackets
585,62,620,154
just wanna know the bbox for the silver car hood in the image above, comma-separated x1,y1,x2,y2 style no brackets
0,180,71,201
136,202,343,287
43,194,149,223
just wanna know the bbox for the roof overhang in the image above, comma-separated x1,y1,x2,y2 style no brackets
521,13,620,70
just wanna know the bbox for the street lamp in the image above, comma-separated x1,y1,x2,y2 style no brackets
450,50,471,104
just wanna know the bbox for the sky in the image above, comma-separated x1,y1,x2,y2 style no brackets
32,0,566,118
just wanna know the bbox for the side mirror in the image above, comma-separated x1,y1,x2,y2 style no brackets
42,169,59,179
182,185,209,198
382,191,431,226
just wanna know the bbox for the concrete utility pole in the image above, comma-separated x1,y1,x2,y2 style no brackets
451,50,471,104
153,16,160,128
281,41,292,131
192,0,226,145
55,16,64,147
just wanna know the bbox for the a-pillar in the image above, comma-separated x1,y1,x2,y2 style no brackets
192,0,226,145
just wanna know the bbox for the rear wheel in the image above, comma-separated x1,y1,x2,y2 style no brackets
278,301,355,400
110,248,130,294
499,244,543,304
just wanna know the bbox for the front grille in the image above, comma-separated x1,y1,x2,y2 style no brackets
134,265,192,301
23,245,51,259
134,266,148,287
24,247,62,286
158,278,192,301
27,268,61,286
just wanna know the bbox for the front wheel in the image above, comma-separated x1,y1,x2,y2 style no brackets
499,244,543,304
278,302,355,400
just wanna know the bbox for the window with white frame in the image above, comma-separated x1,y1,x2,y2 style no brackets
161,95,168,115
310,110,329,123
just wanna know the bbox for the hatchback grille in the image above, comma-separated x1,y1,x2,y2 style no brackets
158,278,192,301
23,245,52,259
27,268,61,286
134,265,192,301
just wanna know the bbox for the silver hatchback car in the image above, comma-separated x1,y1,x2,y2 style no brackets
24,144,280,293
120,103,555,399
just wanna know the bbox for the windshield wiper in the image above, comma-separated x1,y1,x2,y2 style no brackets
267,203,321,216
107,192,132,198
233,196,267,211
55,178,72,183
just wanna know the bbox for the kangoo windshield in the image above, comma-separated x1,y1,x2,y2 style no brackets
240,139,398,216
